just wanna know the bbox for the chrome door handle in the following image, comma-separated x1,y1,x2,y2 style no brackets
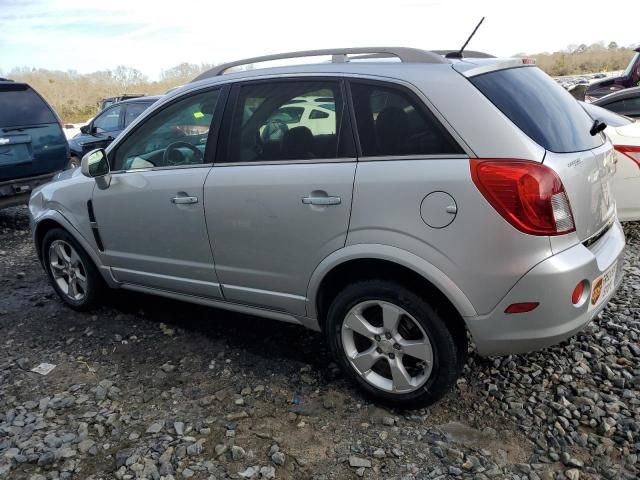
171,196,198,204
302,196,341,206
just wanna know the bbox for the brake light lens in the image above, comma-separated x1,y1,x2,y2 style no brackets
614,145,640,169
572,281,586,305
470,159,576,236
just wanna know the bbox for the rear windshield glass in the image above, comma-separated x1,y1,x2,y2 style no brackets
581,101,633,128
0,83,57,128
470,67,604,153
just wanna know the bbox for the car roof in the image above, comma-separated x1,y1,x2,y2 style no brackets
594,86,640,104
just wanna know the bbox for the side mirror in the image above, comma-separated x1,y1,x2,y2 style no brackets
80,124,90,134
81,149,111,189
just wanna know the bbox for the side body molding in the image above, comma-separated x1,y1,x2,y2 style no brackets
305,244,477,320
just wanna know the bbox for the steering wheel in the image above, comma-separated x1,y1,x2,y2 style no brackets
260,118,288,143
163,141,203,166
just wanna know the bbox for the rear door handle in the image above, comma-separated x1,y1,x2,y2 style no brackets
302,196,341,206
171,196,198,205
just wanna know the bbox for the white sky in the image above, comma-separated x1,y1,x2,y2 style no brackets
0,0,638,79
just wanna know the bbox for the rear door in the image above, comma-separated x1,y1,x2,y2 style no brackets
203,78,356,315
0,82,67,181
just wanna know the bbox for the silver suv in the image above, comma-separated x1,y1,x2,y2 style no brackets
29,48,625,408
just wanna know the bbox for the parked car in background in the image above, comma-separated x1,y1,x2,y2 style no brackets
30,47,625,407
98,94,146,112
582,102,640,221
591,87,640,118
0,79,69,209
585,47,640,100
68,96,161,167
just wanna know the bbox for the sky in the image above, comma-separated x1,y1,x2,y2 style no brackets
0,0,638,79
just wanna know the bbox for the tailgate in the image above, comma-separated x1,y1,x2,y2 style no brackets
543,142,616,241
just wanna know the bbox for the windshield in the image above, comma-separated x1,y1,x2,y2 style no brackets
624,52,640,77
581,101,633,128
470,66,604,153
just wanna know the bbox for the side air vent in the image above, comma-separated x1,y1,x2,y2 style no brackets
87,200,104,251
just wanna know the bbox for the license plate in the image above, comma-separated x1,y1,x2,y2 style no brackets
588,262,617,311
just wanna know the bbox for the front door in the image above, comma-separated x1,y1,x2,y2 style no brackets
81,104,124,155
204,79,356,315
92,87,227,298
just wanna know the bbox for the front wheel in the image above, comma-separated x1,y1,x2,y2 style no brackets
42,228,103,311
325,280,466,408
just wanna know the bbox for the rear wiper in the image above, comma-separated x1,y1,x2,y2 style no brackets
2,125,48,133
590,119,607,136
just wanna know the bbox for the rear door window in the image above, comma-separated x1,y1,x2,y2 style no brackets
350,81,463,157
222,80,353,163
0,83,57,127
470,67,603,153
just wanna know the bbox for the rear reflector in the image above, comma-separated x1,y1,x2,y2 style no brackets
470,159,576,236
505,302,539,314
614,145,640,169
572,281,586,305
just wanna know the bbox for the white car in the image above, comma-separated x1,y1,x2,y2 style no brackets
583,102,640,221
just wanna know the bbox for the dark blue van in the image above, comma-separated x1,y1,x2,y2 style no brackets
0,80,69,209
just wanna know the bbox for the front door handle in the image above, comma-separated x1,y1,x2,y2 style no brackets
302,196,341,206
171,196,198,205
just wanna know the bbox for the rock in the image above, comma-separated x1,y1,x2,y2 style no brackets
174,421,185,436
260,465,276,479
146,421,164,434
37,451,54,466
239,466,257,478
231,445,246,461
372,448,386,459
78,439,96,454
348,456,371,468
566,469,580,480
181,467,194,478
271,451,285,465
381,416,395,426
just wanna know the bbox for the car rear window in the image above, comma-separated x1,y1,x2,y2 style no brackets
470,67,604,153
0,83,57,128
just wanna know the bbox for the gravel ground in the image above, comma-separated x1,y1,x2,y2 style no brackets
0,205,638,480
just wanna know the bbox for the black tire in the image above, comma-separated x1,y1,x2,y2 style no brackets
67,156,81,170
325,280,466,409
41,228,103,311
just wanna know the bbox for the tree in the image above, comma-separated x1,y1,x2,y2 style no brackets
608,41,618,50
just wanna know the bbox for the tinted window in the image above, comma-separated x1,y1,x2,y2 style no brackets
124,102,150,127
350,82,462,157
581,102,632,128
225,81,350,162
605,100,627,113
0,83,57,127
94,105,123,133
310,109,330,119
471,67,603,153
113,90,219,171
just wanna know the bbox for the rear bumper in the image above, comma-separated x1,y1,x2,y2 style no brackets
0,172,57,209
466,220,626,356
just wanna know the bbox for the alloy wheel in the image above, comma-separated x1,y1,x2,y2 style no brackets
48,240,88,302
340,300,434,394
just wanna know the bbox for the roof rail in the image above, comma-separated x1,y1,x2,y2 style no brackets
431,50,495,59
192,47,448,82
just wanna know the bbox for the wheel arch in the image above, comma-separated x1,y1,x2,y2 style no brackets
307,245,476,331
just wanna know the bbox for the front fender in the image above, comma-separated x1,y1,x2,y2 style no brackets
305,244,477,320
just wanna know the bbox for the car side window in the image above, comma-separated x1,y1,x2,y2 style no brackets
605,100,627,113
112,90,219,171
93,105,123,133
350,81,463,157
223,80,351,163
124,103,149,127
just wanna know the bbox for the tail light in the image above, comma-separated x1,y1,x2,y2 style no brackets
614,145,640,169
470,159,576,236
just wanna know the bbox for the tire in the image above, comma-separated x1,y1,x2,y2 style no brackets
41,228,103,311
67,156,81,170
325,280,466,409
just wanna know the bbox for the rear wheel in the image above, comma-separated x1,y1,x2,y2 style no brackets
42,228,103,311
325,280,466,408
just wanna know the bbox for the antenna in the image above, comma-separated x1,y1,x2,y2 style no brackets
446,17,485,59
